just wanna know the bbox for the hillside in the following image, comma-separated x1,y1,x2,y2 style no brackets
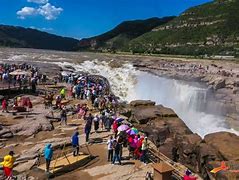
78,17,175,51
130,0,239,57
0,25,79,51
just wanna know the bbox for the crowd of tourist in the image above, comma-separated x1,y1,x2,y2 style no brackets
0,63,40,91
0,65,199,180
159,61,238,77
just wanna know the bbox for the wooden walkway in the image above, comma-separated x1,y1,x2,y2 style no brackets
0,83,31,95
148,143,203,180
38,152,90,174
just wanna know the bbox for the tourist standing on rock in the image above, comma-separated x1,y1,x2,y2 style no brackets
31,77,37,93
113,120,119,138
44,144,53,172
60,88,66,99
140,137,149,164
1,98,8,113
72,132,80,156
93,115,100,133
84,113,93,143
112,139,122,165
107,136,114,162
60,106,67,126
1,151,15,180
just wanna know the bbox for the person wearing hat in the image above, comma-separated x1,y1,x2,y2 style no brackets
183,169,197,180
1,151,15,180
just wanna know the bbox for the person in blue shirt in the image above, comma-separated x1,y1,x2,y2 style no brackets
72,132,79,156
44,144,53,172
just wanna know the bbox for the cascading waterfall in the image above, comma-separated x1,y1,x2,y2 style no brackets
128,72,239,137
55,60,238,137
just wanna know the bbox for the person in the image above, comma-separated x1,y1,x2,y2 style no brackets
72,132,80,156
44,144,53,172
140,137,149,164
113,120,118,138
93,115,99,133
0,151,15,180
26,97,33,112
2,98,8,113
31,77,37,93
172,146,179,162
84,116,92,143
60,106,67,126
60,88,66,99
183,169,197,180
112,139,122,165
107,136,114,162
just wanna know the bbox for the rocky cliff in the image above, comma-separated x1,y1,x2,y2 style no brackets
121,100,239,180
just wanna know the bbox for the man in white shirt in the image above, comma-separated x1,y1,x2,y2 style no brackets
107,136,114,162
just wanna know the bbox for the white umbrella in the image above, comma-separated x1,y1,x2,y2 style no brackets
9,69,30,76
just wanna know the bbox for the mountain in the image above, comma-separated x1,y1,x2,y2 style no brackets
0,25,79,51
130,0,239,57
78,17,175,52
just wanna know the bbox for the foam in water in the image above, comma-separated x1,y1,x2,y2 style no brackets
54,60,139,100
7,57,235,138
129,72,239,137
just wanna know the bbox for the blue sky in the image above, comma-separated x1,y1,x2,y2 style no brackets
0,0,211,39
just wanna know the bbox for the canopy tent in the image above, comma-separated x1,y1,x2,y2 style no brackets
9,69,31,76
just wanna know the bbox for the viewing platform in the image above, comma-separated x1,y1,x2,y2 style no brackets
38,152,92,177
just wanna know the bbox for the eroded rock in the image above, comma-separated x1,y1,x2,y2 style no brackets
10,118,53,137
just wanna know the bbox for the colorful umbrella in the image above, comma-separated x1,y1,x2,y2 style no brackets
115,117,124,123
131,127,139,134
126,128,139,135
117,124,129,132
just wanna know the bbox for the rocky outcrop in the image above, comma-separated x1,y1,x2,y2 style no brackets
129,100,155,107
13,137,71,173
10,118,53,137
204,132,239,161
0,126,13,138
124,100,239,180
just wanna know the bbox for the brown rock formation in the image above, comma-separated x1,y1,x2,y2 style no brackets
124,100,239,180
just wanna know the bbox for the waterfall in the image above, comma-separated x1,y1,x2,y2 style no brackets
127,72,239,137
55,60,238,137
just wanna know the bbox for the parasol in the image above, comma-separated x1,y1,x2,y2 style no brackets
117,124,129,132
9,69,30,76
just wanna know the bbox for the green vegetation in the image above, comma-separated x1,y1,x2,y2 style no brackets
0,25,79,51
130,0,239,57
0,0,238,57
78,17,175,51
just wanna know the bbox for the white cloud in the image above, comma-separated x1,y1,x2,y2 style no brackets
29,26,54,31
41,27,54,31
17,7,37,19
16,3,63,20
38,3,63,20
27,0,48,4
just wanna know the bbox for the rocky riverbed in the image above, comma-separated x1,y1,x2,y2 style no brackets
121,100,239,179
131,57,239,132
0,48,239,179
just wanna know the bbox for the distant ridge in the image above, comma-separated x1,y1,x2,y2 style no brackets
0,25,79,51
129,0,239,57
78,17,175,52
0,0,238,57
